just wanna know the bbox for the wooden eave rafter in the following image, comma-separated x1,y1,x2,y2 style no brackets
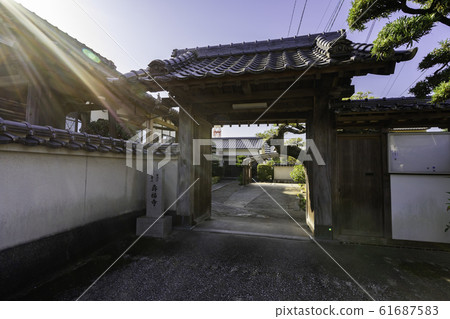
336,110,450,129
141,61,396,93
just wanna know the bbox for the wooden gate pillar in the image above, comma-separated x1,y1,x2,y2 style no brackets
177,108,212,226
309,94,335,239
305,112,314,232
197,118,212,221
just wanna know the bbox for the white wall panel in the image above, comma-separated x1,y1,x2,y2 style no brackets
391,175,450,243
388,133,450,174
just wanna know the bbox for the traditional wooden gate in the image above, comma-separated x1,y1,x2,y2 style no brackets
125,31,416,238
335,135,384,238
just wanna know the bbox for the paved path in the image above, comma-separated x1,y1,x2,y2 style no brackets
223,186,263,208
212,181,304,219
196,181,309,240
211,179,235,192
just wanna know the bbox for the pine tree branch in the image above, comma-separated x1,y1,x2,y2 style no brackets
434,62,449,75
265,124,305,160
436,15,450,26
400,0,450,26
400,0,437,15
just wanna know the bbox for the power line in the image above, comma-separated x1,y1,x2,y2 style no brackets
253,0,385,124
324,0,344,32
385,62,406,96
296,0,308,36
315,1,333,32
365,20,376,43
327,0,344,32
287,0,298,37
380,74,394,97
400,70,427,96
324,0,339,32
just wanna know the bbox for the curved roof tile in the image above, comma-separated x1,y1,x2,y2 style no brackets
124,30,417,83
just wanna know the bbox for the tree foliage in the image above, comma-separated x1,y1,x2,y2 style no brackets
342,91,376,100
290,165,306,184
257,164,273,182
256,123,306,160
348,0,450,102
256,125,279,140
83,119,132,140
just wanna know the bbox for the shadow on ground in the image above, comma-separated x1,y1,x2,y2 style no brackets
13,230,450,301
10,181,450,301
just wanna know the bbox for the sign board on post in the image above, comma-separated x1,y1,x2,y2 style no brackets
146,169,163,217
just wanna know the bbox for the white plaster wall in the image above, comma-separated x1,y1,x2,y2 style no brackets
274,166,294,181
391,175,450,243
222,149,258,156
0,144,147,250
90,110,109,122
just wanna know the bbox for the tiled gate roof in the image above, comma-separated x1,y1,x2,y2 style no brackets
124,30,417,83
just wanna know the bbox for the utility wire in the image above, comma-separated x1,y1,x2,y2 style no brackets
380,75,394,97
385,62,406,96
327,0,344,32
365,20,376,43
296,0,308,36
324,0,341,32
315,1,333,32
400,70,427,96
287,0,298,37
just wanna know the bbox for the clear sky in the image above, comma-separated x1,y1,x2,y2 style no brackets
14,0,447,137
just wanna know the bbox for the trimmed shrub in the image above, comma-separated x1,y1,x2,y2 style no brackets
236,155,247,167
257,164,273,182
290,165,306,184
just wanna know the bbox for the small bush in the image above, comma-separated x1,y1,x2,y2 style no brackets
298,194,306,211
257,164,273,182
236,155,247,167
290,165,306,184
212,176,221,184
237,173,243,185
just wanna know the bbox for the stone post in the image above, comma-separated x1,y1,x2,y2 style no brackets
136,167,172,237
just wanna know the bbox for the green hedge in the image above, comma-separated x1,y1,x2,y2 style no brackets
290,165,306,184
257,164,273,182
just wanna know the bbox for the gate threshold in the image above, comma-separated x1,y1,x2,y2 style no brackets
191,216,311,241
